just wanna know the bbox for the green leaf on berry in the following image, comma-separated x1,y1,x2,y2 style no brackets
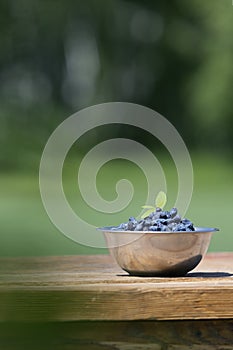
141,208,154,219
141,191,167,218
155,191,167,209
141,205,155,209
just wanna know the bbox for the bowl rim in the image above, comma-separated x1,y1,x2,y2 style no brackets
97,226,219,234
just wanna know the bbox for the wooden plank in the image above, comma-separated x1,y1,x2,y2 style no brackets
0,320,232,350
0,253,232,285
0,253,232,321
0,252,232,274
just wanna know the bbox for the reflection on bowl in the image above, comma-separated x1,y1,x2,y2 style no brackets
99,227,219,277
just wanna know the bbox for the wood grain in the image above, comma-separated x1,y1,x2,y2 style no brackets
0,320,232,350
0,253,232,321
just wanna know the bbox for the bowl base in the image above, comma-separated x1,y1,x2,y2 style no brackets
123,254,203,277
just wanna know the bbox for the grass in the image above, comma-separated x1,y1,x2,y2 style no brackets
0,152,232,256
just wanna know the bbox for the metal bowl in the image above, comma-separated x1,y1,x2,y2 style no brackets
100,227,218,276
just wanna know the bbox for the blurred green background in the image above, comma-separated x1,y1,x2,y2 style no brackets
0,0,233,256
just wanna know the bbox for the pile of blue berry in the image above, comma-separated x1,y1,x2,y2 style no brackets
112,207,195,232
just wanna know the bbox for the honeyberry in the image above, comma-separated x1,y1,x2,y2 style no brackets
112,207,195,233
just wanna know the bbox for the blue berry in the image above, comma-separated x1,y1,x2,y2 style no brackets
170,208,178,218
149,226,158,231
135,223,144,231
118,223,127,230
176,223,187,231
160,211,171,219
110,207,195,233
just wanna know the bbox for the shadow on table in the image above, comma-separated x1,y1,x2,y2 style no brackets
117,271,233,278
187,272,233,278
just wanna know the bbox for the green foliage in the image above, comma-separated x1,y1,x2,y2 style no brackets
141,191,167,218
0,0,233,170
0,154,232,256
0,1,232,256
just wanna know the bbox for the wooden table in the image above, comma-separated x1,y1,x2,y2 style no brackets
0,253,232,349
